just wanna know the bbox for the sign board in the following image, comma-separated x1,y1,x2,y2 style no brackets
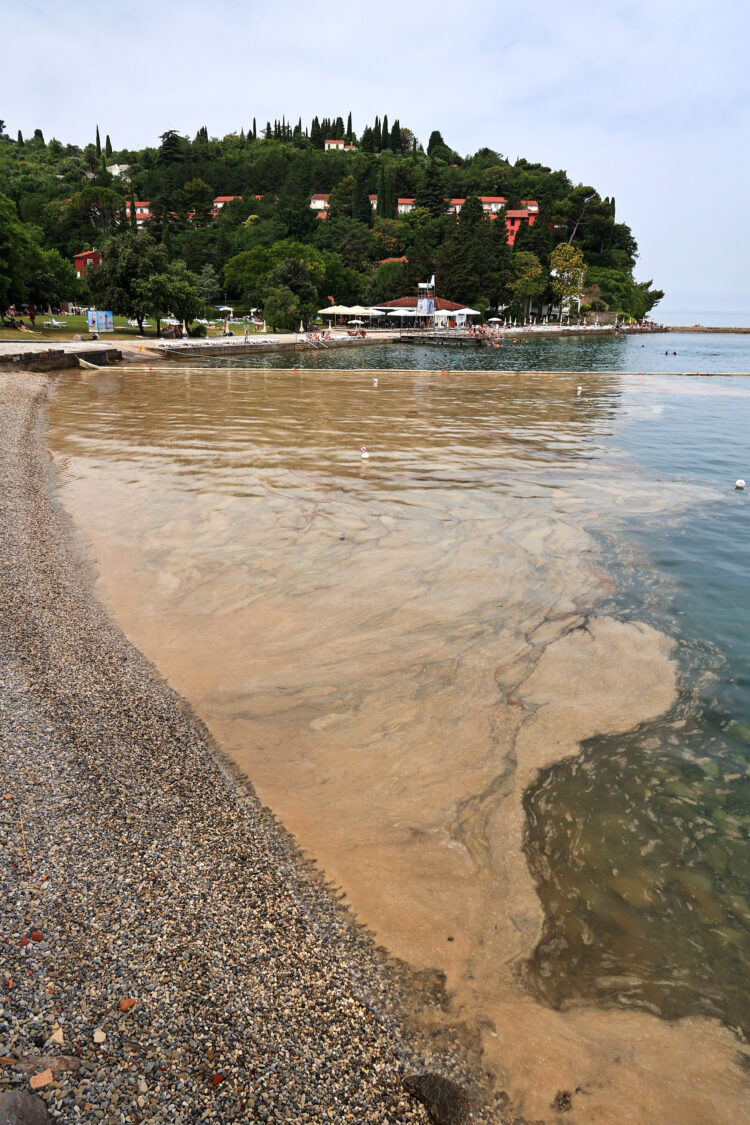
416,298,435,316
87,309,114,334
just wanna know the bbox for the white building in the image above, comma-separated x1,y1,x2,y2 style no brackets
324,139,357,152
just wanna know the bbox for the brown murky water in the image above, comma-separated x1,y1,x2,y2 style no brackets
46,367,750,1122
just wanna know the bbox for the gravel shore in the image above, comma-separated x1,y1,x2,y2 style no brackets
0,372,514,1123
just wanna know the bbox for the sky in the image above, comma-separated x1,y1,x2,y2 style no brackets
4,0,749,322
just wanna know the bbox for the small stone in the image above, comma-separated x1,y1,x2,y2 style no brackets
29,932,43,943
47,1029,64,1047
29,1070,53,1091
119,998,136,1012
211,1074,224,1087
93,1030,106,1045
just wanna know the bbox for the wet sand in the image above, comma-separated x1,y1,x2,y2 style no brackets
45,366,750,1122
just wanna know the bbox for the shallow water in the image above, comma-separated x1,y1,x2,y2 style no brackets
46,347,750,1119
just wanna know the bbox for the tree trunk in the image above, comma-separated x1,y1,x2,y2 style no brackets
156,317,162,337
137,316,144,334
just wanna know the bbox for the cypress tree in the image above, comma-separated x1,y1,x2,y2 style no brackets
105,133,113,158
240,127,245,142
96,125,101,157
353,174,372,226
415,157,446,217
381,115,389,150
129,183,138,231
265,121,272,139
17,130,23,146
252,117,257,139
373,116,381,150
346,112,352,142
334,115,344,139
390,119,401,152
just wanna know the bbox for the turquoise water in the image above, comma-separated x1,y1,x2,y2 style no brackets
225,335,750,1034
220,331,750,375
523,377,750,1035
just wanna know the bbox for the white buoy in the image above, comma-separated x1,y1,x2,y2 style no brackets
736,479,746,490
577,385,582,395
361,445,369,460
373,377,378,386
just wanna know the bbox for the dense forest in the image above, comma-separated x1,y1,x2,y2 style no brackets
0,115,663,329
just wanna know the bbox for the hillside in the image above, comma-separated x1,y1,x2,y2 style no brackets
0,117,663,327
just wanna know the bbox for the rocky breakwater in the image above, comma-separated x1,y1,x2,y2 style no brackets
0,371,516,1123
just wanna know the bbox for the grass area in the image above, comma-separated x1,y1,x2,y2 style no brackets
0,314,269,344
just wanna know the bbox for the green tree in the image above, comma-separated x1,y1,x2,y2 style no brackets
510,251,545,317
0,192,41,308
550,242,586,321
89,230,169,332
196,263,221,305
415,158,446,218
264,285,300,331
95,125,101,157
158,129,184,165
327,175,356,219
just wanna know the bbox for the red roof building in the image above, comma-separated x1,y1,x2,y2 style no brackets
124,201,153,226
73,250,101,277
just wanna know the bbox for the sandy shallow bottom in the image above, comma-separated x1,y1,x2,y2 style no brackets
46,367,750,1122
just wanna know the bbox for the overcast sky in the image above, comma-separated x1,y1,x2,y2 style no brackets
4,0,748,321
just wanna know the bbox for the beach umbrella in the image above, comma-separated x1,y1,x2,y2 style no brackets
454,307,481,316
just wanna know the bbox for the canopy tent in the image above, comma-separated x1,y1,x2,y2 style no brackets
454,307,481,316
363,308,386,317
318,305,352,316
387,308,416,317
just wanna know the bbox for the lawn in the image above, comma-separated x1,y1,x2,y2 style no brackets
0,314,266,344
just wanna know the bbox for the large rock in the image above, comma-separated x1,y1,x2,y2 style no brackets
403,1073,471,1125
0,1092,53,1125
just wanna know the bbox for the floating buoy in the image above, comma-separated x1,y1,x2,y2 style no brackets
441,369,446,375
138,344,145,353
736,479,746,490
293,367,297,373
360,445,369,460
373,377,378,386
577,385,582,395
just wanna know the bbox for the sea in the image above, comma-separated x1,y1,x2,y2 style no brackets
45,331,750,1105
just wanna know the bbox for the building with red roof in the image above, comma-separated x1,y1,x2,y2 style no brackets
73,249,101,277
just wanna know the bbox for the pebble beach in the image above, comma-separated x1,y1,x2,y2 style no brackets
0,371,514,1124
